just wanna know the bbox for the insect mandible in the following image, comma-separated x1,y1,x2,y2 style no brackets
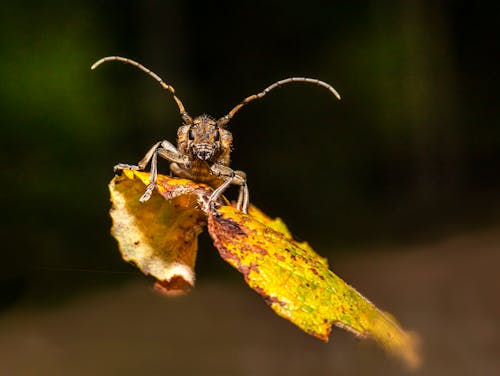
92,56,341,214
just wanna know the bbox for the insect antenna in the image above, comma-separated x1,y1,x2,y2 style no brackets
91,56,193,123
217,77,341,127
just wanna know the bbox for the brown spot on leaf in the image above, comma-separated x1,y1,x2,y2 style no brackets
276,253,286,261
253,286,286,307
253,247,268,256
215,216,246,236
240,263,259,276
216,244,242,266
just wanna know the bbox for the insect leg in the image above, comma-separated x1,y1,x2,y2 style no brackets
157,147,191,165
210,165,249,214
240,183,249,213
139,147,159,203
113,141,162,173
208,172,235,213
234,171,249,213
139,141,190,203
158,140,180,154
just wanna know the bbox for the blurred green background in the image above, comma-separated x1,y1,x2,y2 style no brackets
1,1,499,375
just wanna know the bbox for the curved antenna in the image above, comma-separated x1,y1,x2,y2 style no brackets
217,77,341,127
91,56,192,123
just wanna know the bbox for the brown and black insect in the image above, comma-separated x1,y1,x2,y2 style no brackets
92,56,340,213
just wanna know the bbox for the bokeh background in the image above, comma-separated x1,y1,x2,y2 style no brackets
1,1,499,375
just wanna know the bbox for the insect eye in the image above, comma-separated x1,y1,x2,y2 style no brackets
188,129,195,140
214,130,220,141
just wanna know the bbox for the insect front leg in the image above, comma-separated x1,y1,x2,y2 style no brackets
209,164,249,214
113,141,163,173
114,140,188,203
139,141,191,203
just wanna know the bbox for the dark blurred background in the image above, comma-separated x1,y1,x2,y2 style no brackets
1,1,499,375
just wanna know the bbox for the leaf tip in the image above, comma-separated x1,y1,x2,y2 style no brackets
154,275,194,296
398,330,422,369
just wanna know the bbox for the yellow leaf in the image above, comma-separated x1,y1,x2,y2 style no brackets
109,170,207,295
248,205,329,267
208,205,420,368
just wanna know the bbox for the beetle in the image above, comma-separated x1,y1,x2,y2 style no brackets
92,56,340,213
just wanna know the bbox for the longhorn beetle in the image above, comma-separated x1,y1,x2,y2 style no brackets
92,56,341,214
